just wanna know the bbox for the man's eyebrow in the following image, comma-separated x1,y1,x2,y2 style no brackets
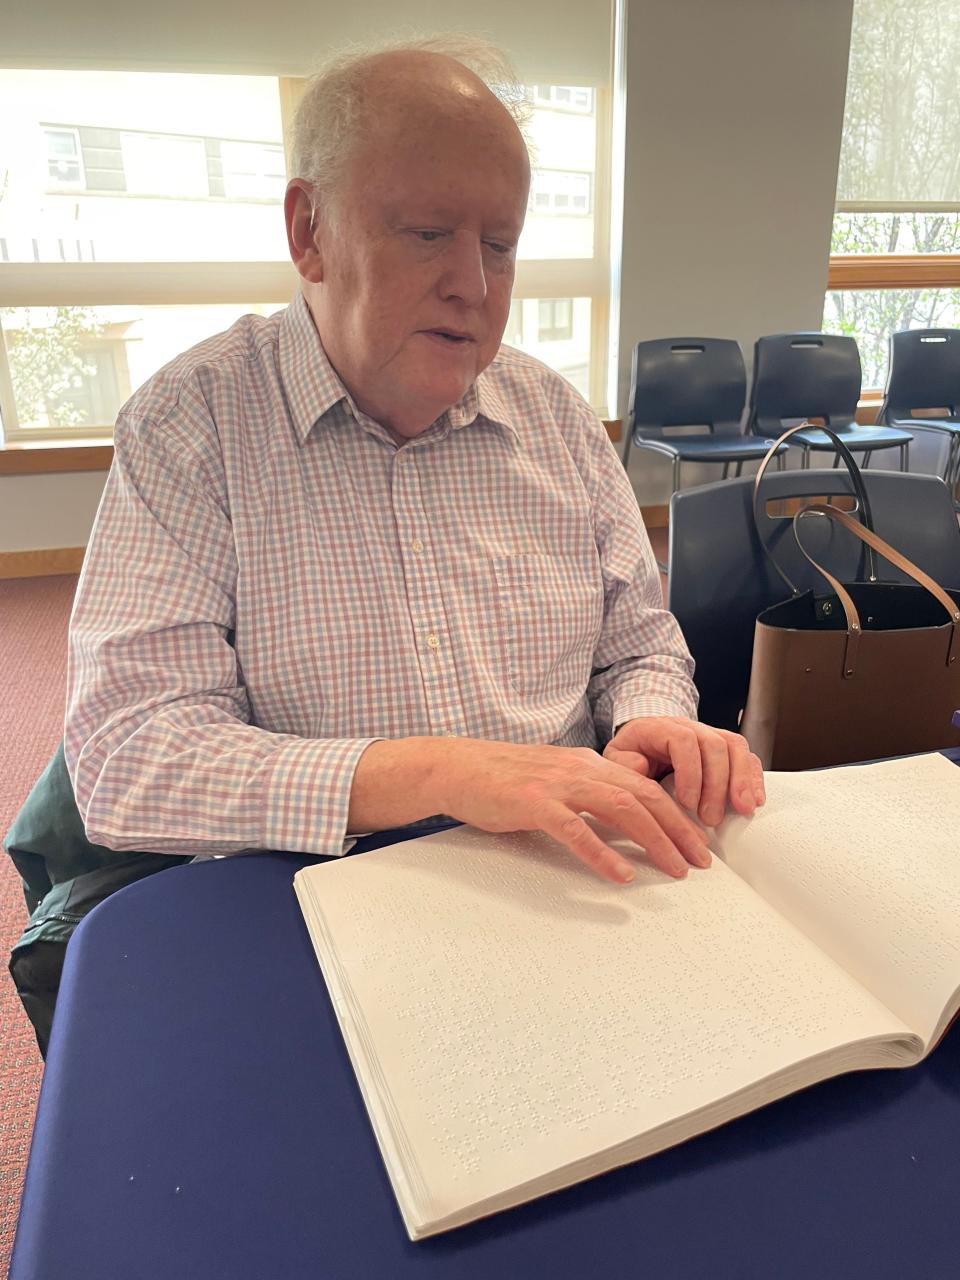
386,206,521,238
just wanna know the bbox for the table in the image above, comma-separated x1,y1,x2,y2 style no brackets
11,750,960,1279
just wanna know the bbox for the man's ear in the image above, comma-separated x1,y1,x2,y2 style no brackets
284,180,324,283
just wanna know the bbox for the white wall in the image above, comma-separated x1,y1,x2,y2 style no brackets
616,0,855,505
0,470,106,551
2,0,612,84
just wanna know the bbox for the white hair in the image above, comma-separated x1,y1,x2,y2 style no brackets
289,34,531,214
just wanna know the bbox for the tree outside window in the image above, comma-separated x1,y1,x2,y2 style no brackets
827,0,960,389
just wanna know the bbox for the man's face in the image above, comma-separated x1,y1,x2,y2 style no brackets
307,107,529,438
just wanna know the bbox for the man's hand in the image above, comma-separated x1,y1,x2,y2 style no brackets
432,739,712,885
602,717,765,828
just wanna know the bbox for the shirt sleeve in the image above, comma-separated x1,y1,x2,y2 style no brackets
65,409,378,858
572,407,698,740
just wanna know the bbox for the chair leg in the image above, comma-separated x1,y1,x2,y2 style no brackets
722,462,730,480
775,451,786,472
832,451,841,469
900,441,909,472
734,461,744,478
801,446,811,470
861,451,872,469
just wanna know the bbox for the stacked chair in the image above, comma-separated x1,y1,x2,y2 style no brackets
623,337,788,495
747,332,912,470
878,328,960,498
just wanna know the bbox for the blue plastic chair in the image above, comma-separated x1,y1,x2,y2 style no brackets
748,333,912,469
878,328,960,494
623,338,788,492
668,468,960,731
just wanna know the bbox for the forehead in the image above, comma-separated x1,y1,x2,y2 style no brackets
348,99,530,227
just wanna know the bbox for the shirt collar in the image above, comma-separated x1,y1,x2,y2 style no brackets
278,291,520,445
278,292,350,444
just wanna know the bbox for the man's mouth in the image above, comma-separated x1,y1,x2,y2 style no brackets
423,329,474,344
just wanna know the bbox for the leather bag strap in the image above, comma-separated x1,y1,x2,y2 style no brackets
793,502,960,676
752,423,877,594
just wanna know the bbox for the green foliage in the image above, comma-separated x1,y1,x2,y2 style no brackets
826,213,960,387
1,307,103,429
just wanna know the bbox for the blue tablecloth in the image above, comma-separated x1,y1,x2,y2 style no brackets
11,750,960,1279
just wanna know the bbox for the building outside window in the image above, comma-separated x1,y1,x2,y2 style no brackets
0,68,612,442
538,299,574,342
531,85,594,113
529,170,592,217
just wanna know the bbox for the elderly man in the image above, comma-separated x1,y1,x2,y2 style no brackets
64,38,763,890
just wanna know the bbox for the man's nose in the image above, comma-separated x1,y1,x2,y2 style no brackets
438,233,487,307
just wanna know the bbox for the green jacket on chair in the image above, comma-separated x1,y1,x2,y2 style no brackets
4,742,189,1056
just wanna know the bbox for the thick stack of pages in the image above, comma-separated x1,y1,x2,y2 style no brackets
294,753,960,1240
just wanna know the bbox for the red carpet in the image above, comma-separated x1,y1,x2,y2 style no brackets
0,574,77,1278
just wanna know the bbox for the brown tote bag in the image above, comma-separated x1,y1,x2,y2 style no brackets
740,429,960,771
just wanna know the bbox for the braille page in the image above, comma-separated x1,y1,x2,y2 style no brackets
713,753,960,1049
295,825,911,1239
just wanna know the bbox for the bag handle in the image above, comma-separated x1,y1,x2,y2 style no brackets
752,423,878,594
793,502,960,678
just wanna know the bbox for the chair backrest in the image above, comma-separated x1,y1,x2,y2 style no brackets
749,332,862,437
628,338,746,440
668,468,960,731
879,328,960,423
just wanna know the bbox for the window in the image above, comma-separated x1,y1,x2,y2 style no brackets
221,141,287,201
2,304,283,433
826,0,960,390
44,126,84,187
529,170,592,217
531,85,594,113
507,298,593,391
515,81,609,408
120,131,209,199
0,70,294,443
0,71,289,266
505,300,524,347
1,72,613,439
538,299,574,342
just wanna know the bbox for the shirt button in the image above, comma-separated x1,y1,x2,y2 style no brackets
411,538,424,552
427,633,440,651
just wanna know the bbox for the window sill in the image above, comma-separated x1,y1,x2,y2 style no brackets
856,395,882,425
1,424,620,475
0,439,114,476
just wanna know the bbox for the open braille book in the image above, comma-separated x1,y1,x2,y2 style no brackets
293,751,960,1240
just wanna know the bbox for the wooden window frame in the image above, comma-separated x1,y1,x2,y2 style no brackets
828,254,960,291
827,200,960,399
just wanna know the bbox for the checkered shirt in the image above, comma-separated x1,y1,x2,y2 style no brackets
65,292,696,857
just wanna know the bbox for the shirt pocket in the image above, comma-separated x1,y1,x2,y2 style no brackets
492,552,604,697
